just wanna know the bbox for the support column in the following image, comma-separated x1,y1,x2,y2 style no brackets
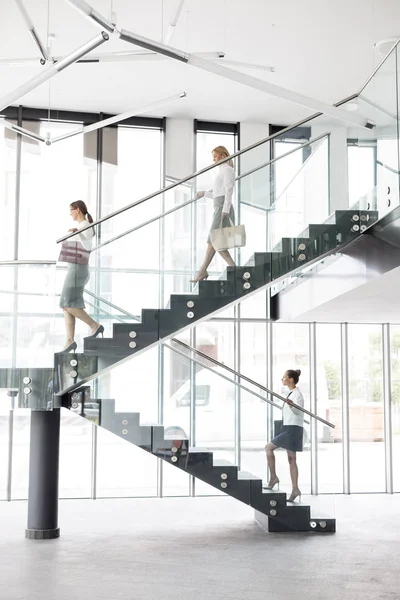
26,409,60,539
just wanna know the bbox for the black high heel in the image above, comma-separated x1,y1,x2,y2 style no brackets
58,341,77,354
86,325,104,339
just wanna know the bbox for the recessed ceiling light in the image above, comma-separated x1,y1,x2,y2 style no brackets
374,38,399,54
345,102,359,112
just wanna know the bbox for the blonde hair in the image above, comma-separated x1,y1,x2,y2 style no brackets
212,145,233,167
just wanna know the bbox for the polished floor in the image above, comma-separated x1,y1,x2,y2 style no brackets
1,494,400,600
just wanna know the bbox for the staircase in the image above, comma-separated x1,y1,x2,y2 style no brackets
53,208,388,535
82,209,378,368
64,389,335,533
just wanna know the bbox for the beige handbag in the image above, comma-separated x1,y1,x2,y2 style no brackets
210,218,246,251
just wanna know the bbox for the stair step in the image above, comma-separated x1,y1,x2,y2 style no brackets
213,459,236,467
237,470,261,480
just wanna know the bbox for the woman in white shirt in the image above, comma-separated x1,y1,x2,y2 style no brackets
59,200,103,352
191,145,236,282
264,369,304,502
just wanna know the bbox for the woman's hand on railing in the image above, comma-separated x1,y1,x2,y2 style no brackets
195,191,204,199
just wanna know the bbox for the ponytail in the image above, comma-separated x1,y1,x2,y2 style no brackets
70,200,95,235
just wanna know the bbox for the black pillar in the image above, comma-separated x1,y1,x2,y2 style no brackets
26,409,61,539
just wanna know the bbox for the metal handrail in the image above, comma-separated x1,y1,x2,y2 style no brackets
171,339,335,428
56,91,359,245
357,37,400,95
52,285,334,429
70,132,330,253
0,260,56,265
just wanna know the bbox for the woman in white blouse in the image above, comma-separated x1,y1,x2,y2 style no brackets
191,145,236,282
59,200,103,352
264,369,304,503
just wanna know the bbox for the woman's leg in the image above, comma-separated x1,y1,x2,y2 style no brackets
191,244,216,282
218,249,236,266
64,307,99,335
287,450,299,490
62,308,76,346
265,441,279,484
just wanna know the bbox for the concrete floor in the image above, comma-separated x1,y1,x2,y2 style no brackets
1,494,400,600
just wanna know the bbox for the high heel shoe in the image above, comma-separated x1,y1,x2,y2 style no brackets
263,476,280,490
58,341,77,354
86,325,104,339
287,488,301,503
190,270,209,283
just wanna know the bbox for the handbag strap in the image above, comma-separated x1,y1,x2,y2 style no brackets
219,216,234,228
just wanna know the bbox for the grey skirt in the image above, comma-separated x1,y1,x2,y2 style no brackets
59,263,90,309
207,196,235,244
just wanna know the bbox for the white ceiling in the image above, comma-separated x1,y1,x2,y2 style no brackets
289,264,400,323
0,0,399,124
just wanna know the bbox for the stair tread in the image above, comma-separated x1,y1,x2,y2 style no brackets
213,459,237,467
237,471,261,480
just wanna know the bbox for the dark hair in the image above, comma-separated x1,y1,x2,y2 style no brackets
286,369,301,385
70,200,93,224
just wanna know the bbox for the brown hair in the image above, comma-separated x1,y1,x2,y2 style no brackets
70,200,93,224
286,369,301,385
212,145,233,168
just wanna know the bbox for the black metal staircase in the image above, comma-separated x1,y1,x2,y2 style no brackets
64,390,335,533
82,209,378,366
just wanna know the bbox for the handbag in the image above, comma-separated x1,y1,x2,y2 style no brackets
209,217,246,251
58,241,90,265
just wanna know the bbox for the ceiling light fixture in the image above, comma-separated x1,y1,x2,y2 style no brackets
0,32,109,112
118,29,372,129
64,0,115,33
14,0,48,63
50,92,187,144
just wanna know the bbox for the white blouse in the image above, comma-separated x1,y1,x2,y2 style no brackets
282,387,305,427
74,219,94,251
204,163,235,214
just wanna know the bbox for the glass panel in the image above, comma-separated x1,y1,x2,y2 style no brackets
348,324,385,492
60,130,335,345
59,408,92,499
0,390,10,500
19,121,97,260
0,263,56,368
271,323,311,495
316,324,343,493
390,324,400,492
355,45,400,217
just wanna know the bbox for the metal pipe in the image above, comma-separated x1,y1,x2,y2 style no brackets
341,323,351,494
309,322,318,495
51,92,186,143
119,29,189,62
3,120,46,143
63,0,115,33
117,29,371,128
58,132,330,246
358,36,400,95
0,32,109,112
14,0,48,62
382,324,393,493
163,0,185,44
0,260,56,265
